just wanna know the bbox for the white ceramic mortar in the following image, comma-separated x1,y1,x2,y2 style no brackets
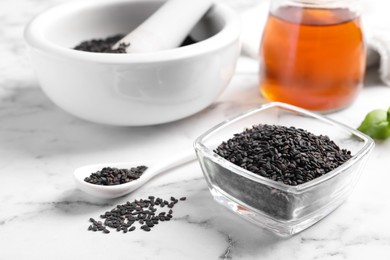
24,0,241,126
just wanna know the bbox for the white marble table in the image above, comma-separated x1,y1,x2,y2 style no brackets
1,0,390,259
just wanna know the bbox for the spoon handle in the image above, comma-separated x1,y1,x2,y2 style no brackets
145,148,197,179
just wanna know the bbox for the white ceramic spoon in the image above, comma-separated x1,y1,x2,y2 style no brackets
112,0,214,52
73,149,197,199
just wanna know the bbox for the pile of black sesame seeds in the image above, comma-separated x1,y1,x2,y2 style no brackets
74,34,129,53
88,196,186,234
214,124,352,186
74,34,197,53
84,166,148,186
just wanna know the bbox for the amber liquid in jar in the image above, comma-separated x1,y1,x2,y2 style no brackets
259,6,366,111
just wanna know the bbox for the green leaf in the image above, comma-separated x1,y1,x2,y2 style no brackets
357,108,390,140
387,107,390,122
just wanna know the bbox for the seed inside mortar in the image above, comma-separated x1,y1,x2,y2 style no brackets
74,34,197,53
214,124,352,186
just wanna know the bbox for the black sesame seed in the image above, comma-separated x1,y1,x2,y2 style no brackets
147,222,154,227
140,225,148,230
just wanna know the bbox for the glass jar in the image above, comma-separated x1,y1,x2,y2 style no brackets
259,0,365,112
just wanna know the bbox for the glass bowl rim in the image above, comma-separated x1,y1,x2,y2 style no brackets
194,102,375,193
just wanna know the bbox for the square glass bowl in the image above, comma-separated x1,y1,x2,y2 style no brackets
194,102,374,237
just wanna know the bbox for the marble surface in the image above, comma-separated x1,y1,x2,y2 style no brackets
1,0,390,259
